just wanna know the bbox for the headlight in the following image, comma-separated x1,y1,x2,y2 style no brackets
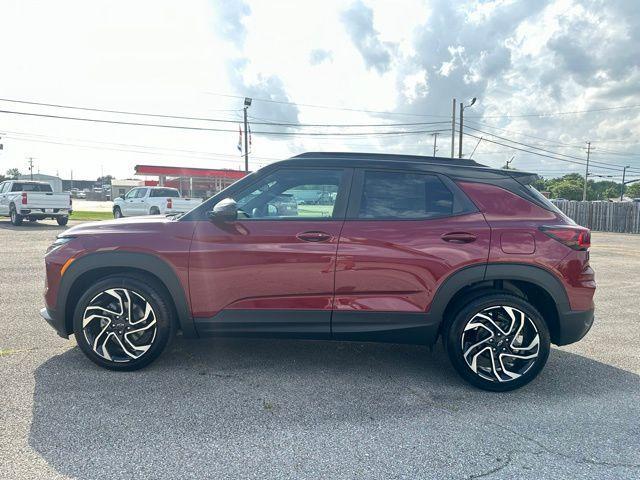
46,236,75,254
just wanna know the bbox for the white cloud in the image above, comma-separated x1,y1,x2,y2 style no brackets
0,0,638,180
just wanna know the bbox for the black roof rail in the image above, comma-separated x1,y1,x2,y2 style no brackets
290,151,486,168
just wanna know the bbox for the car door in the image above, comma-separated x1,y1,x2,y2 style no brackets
333,168,491,343
189,167,352,338
120,188,139,216
131,188,149,215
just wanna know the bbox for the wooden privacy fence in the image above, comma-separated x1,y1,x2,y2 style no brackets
551,200,640,234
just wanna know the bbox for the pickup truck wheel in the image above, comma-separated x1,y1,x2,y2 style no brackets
149,206,160,215
10,206,23,226
113,206,123,219
73,275,176,371
444,293,550,392
56,216,69,226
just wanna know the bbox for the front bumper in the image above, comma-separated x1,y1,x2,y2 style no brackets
40,307,69,339
555,308,595,346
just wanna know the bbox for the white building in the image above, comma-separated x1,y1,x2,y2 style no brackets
111,179,142,199
18,173,63,192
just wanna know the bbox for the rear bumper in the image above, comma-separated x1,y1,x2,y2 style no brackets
555,308,594,346
21,209,70,217
40,307,69,339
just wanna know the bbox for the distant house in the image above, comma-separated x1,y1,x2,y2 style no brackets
18,173,63,192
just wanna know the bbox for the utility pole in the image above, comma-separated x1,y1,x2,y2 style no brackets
620,165,629,201
451,98,456,158
243,97,252,173
582,141,591,201
458,97,477,158
458,103,464,158
27,157,34,180
431,132,439,157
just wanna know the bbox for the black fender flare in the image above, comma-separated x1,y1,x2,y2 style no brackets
58,251,195,337
428,262,570,321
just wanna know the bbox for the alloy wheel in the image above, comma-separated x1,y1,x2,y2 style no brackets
82,288,157,363
461,305,540,383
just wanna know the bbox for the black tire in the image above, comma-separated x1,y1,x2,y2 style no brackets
56,216,69,226
149,207,160,215
113,206,123,219
443,292,550,392
10,205,23,226
73,274,176,371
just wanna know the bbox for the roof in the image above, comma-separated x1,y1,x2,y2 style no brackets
12,179,51,184
135,164,247,180
277,151,536,181
291,151,485,167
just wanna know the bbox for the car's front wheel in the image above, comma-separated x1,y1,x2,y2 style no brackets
113,206,123,219
444,293,550,391
73,274,175,370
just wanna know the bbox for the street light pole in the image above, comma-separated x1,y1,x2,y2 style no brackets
243,97,252,173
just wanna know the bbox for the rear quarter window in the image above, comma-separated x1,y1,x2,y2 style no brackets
11,183,53,192
150,188,180,198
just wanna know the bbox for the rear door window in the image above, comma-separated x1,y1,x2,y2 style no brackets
356,170,455,219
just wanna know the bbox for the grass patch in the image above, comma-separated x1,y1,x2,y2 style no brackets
70,210,113,221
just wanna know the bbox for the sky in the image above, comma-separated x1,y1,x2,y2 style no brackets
0,0,639,181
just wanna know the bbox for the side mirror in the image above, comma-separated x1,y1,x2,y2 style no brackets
208,198,237,221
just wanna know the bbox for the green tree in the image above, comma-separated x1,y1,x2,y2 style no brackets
625,182,640,198
6,168,21,179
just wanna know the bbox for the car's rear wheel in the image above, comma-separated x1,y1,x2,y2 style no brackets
73,275,175,371
149,206,160,215
56,216,69,226
113,206,123,219
444,293,550,391
10,206,23,226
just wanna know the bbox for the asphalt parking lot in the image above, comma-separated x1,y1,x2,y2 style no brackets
1,220,639,479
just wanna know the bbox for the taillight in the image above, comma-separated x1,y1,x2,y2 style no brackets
539,226,590,251
21,192,27,205
167,198,172,209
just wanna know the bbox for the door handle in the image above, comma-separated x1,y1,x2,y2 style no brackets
441,232,477,244
296,231,332,242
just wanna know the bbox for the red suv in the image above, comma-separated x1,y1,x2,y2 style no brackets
41,153,595,391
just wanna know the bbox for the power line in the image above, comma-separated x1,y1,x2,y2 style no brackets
207,92,640,120
460,131,623,172
0,97,447,128
462,125,636,171
0,108,448,136
467,103,640,119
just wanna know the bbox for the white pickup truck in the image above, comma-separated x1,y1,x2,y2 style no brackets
112,186,202,218
0,180,72,226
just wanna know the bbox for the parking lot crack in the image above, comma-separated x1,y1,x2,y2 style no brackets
489,421,640,470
